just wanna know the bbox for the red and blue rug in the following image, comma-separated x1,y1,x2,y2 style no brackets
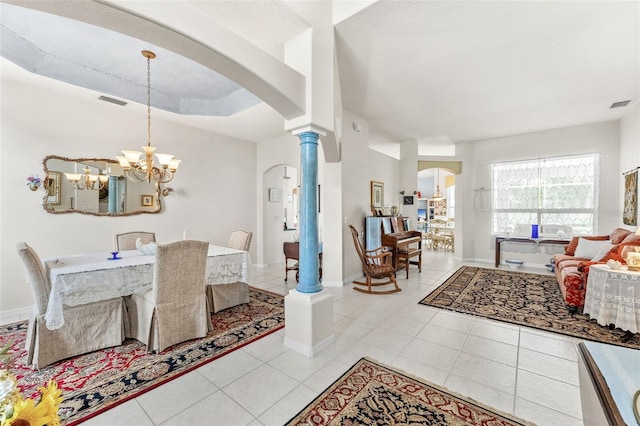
0,287,284,425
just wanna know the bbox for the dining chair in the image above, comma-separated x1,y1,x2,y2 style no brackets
208,232,252,312
125,240,211,353
228,229,252,251
16,242,126,369
348,226,401,294
114,231,156,251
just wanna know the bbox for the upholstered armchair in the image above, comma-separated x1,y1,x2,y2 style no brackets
17,242,126,369
125,240,211,353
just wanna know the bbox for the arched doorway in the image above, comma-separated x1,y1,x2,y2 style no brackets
262,165,299,265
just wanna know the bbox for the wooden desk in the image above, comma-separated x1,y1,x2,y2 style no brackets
494,236,570,267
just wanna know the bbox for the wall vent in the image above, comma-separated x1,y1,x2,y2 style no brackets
98,95,128,106
610,100,632,109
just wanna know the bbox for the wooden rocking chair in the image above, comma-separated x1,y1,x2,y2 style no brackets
349,225,401,294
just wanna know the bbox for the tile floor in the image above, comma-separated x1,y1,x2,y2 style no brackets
70,253,588,424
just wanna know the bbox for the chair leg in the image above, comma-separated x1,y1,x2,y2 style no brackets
353,275,401,294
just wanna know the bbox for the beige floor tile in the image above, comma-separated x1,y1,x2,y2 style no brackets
516,369,582,419
416,323,469,350
82,399,154,426
257,384,318,426
515,397,583,426
222,364,299,417
461,335,519,367
136,370,218,425
518,347,580,386
451,352,517,393
160,390,255,426
444,374,515,415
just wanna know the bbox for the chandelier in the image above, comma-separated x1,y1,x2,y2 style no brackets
64,166,108,190
116,50,180,184
433,168,443,200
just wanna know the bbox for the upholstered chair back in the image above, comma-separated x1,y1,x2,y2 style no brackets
153,240,209,305
228,230,252,251
114,231,156,251
16,242,50,314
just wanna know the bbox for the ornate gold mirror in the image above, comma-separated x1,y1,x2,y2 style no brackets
42,155,162,216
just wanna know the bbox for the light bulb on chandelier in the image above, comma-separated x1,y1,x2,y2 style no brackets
64,166,108,191
116,50,180,184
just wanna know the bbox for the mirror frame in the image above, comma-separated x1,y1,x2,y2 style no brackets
42,155,163,216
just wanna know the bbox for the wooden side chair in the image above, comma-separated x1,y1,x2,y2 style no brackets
349,225,401,294
396,242,422,279
283,242,299,282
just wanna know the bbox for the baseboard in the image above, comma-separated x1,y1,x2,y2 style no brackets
284,334,335,358
0,305,32,326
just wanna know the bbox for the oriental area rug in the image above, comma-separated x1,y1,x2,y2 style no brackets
286,357,534,426
420,266,640,350
0,287,284,425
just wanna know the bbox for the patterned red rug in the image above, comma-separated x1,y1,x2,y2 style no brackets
0,287,284,425
286,357,534,425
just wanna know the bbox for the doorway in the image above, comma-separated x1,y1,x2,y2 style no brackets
263,165,299,265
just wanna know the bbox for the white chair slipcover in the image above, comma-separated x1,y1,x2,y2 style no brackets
228,230,252,251
125,240,211,352
17,242,126,369
114,231,156,251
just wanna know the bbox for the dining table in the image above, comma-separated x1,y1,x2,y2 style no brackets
43,245,251,330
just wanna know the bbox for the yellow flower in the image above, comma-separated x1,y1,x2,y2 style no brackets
3,379,61,426
36,381,62,426
8,396,52,426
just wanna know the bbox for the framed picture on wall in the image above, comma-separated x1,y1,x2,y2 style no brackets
46,171,61,205
268,187,281,202
403,195,414,205
371,181,384,209
141,194,154,207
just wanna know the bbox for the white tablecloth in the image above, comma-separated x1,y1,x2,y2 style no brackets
583,264,640,333
44,245,251,330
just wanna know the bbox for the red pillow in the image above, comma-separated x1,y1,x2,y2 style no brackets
610,228,632,245
564,235,609,256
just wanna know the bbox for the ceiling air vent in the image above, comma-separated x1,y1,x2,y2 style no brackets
98,95,128,106
610,100,632,109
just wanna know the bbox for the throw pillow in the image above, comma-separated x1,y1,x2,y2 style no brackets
565,235,609,256
590,243,615,262
610,228,632,245
574,238,608,259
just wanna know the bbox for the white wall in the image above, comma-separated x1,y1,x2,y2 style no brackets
460,120,622,267
341,110,400,282
0,76,257,313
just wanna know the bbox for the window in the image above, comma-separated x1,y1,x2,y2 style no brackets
492,154,599,236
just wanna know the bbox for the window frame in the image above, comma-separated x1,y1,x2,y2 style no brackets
491,153,599,236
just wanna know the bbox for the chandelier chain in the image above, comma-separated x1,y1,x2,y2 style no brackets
147,55,151,147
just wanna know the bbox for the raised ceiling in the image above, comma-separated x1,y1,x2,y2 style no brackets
1,1,638,156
